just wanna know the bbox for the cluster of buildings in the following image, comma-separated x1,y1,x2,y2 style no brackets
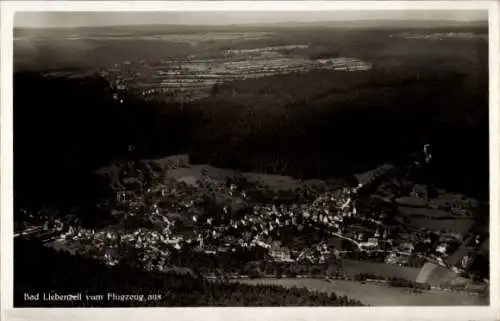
50,159,371,269
60,156,422,272
58,225,181,269
20,149,487,285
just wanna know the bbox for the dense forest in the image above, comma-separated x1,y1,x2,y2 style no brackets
14,62,488,224
14,72,199,223
14,22,489,230
14,238,364,307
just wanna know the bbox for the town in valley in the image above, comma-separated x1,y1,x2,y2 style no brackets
12,11,490,307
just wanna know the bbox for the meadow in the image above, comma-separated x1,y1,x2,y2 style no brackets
234,278,487,306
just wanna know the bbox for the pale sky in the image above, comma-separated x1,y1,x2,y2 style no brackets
15,10,488,28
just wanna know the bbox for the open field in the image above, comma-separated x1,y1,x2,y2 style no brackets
232,278,487,306
242,173,302,192
340,259,421,281
96,44,373,102
397,206,464,218
404,216,474,235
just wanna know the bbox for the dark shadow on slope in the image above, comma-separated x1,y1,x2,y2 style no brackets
14,72,200,226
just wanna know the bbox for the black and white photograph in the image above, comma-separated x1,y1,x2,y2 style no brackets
1,1,498,317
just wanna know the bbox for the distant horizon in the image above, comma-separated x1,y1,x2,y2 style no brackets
14,19,489,31
14,10,488,28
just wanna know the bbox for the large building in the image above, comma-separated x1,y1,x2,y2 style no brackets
269,241,292,261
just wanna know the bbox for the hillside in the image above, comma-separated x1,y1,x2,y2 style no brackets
14,238,364,307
